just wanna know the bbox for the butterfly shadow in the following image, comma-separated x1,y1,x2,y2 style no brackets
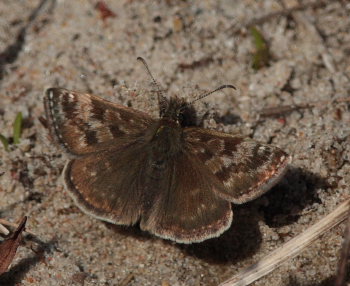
105,205,262,265
261,166,329,228
104,166,328,265
175,203,263,264
213,110,242,125
177,166,329,264
104,223,154,242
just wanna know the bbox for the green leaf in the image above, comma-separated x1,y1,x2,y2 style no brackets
250,26,270,70
13,112,23,145
0,134,9,151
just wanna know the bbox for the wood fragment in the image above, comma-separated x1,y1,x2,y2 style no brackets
219,200,350,286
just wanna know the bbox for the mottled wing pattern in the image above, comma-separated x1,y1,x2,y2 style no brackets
44,88,155,155
140,152,232,243
44,86,289,243
184,128,290,204
63,142,150,225
64,138,232,243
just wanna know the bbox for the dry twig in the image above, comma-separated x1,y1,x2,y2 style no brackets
0,224,9,236
0,218,36,236
119,273,134,286
227,0,330,35
219,199,350,286
258,96,350,118
334,208,350,286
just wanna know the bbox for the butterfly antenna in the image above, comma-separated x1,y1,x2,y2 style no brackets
190,84,236,104
137,57,166,104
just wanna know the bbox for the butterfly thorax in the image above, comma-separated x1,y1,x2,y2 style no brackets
147,96,197,157
150,118,183,156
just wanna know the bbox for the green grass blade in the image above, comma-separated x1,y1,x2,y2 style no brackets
0,134,9,151
250,26,270,70
251,26,265,49
13,112,23,145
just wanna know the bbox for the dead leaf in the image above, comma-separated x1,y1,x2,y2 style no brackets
0,217,27,275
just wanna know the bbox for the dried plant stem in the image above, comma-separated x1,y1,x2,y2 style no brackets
119,273,134,286
219,199,350,286
0,218,36,236
334,208,350,286
227,0,330,35
259,97,350,118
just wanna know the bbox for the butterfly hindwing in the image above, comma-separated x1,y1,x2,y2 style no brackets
63,141,151,226
140,152,232,243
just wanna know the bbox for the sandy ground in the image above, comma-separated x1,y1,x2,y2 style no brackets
0,0,349,285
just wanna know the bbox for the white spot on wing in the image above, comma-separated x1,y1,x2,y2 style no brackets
118,125,131,134
222,156,232,167
78,135,88,147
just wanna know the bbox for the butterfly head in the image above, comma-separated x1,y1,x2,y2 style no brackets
160,97,197,128
136,57,235,128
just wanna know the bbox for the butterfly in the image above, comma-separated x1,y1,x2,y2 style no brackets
43,57,290,243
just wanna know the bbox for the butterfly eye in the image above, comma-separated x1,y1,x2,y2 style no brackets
177,110,184,124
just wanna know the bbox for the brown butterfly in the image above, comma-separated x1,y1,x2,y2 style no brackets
43,57,290,243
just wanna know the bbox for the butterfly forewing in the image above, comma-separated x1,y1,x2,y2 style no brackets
184,128,290,204
44,88,155,155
